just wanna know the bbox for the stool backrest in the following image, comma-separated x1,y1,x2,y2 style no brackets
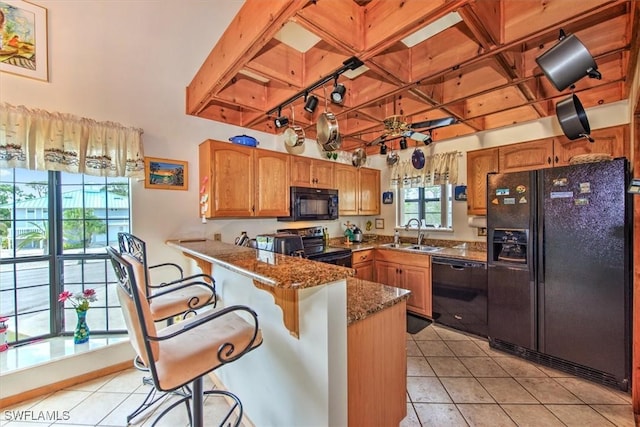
107,246,159,365
118,232,152,294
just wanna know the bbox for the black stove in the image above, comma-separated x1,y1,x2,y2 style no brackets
276,226,352,268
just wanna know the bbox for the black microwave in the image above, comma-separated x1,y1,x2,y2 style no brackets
278,186,339,221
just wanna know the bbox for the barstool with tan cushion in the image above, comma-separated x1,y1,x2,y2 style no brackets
107,246,262,427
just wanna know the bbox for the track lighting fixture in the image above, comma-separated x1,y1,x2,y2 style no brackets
266,56,363,118
304,95,318,113
274,108,289,129
399,137,408,150
380,144,387,155
422,133,433,146
331,82,346,104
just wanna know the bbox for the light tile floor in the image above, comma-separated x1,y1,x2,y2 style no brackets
1,324,635,426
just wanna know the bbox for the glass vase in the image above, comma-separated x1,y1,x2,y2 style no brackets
74,309,90,344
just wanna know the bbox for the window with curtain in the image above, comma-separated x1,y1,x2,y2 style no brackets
391,151,458,230
0,103,143,345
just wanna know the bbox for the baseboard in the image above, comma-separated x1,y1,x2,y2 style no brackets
0,360,132,408
0,339,136,407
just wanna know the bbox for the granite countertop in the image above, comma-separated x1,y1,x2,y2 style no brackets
166,239,354,289
331,241,487,263
346,277,410,325
167,239,411,325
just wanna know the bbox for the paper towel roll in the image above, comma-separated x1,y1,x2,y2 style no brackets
468,216,487,228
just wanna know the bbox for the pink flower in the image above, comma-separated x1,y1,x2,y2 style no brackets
58,288,98,311
58,291,73,303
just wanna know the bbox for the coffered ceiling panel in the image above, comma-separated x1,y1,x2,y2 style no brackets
187,0,638,154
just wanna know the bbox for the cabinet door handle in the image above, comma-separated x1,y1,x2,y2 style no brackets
547,156,551,164
360,255,368,260
555,155,559,163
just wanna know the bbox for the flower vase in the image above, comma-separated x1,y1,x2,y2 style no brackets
74,309,90,344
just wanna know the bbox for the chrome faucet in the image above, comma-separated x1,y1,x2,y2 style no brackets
404,218,423,245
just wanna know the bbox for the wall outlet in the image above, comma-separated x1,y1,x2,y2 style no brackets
213,233,222,241
477,227,487,237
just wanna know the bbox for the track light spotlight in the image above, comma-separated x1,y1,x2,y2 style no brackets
331,83,346,104
274,116,289,129
423,134,433,146
399,137,408,150
380,144,387,155
304,95,318,113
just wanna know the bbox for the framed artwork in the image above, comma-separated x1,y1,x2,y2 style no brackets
382,191,393,204
0,1,48,81
375,218,384,229
454,185,468,201
144,157,188,190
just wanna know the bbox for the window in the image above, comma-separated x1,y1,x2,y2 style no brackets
397,184,453,229
0,169,130,346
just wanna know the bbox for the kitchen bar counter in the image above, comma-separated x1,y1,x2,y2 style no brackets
167,239,354,289
166,240,410,326
166,239,409,427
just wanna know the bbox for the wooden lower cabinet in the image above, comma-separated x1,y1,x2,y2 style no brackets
374,250,432,317
352,250,374,281
348,300,407,427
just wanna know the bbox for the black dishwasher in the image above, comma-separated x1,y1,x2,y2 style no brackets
432,257,488,337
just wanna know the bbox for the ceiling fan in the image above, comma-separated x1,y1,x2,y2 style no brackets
365,115,457,147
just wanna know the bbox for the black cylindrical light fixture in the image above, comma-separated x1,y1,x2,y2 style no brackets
274,116,289,129
331,83,346,104
380,144,387,155
304,95,318,113
399,137,408,150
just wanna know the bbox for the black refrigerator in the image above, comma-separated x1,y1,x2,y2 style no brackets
487,158,631,391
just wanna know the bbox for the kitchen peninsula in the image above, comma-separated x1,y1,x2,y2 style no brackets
166,239,410,427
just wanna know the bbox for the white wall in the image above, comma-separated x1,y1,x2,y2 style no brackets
1,1,631,270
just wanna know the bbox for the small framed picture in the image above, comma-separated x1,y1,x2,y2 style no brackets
375,218,384,229
454,185,468,201
144,157,188,190
382,191,394,204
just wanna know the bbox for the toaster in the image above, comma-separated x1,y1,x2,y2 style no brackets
255,233,304,257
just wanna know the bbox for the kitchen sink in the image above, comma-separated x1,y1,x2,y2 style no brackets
380,243,404,249
407,245,442,253
379,243,442,253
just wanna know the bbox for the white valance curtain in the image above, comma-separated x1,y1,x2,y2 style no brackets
0,103,145,178
390,151,460,187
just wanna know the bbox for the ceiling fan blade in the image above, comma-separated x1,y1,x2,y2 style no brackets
404,130,431,142
365,134,388,146
410,117,456,130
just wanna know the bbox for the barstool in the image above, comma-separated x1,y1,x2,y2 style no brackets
107,246,262,426
116,233,218,423
118,232,217,322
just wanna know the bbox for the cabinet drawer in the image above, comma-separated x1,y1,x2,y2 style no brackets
353,249,373,264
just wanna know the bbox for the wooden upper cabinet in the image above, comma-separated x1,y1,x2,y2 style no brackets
466,148,499,215
499,139,554,172
254,150,290,216
199,139,288,218
290,157,334,188
359,168,380,215
335,164,358,215
554,125,628,166
335,165,380,216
